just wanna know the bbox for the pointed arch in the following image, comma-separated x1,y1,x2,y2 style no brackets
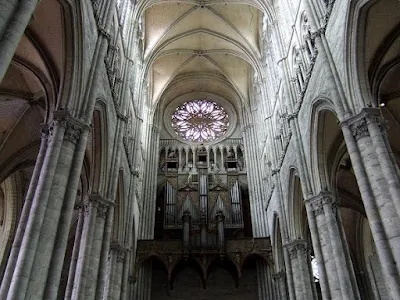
272,213,285,272
170,258,206,289
89,100,109,194
309,99,339,193
207,257,239,286
287,168,308,240
112,170,126,243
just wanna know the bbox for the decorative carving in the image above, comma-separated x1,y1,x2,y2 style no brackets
306,192,337,218
64,123,83,144
343,108,387,141
350,118,369,140
49,110,89,144
97,203,109,219
272,271,286,281
98,25,111,40
128,275,135,284
284,240,309,260
135,237,272,280
86,194,113,219
110,242,128,263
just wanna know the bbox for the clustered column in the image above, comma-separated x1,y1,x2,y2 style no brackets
105,243,128,300
70,194,112,300
305,192,360,299
341,108,400,299
284,240,315,300
272,271,288,300
0,111,91,299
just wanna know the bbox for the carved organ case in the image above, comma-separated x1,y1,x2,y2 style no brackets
155,143,252,249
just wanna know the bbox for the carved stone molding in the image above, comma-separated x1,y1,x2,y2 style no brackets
135,237,272,280
284,239,309,260
272,271,286,281
305,191,336,218
341,108,386,141
110,242,128,263
50,110,90,145
85,193,114,219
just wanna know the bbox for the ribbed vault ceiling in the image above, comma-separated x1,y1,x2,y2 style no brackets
143,1,263,109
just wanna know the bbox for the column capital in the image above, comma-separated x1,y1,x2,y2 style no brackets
85,193,114,219
340,107,386,141
128,275,136,284
284,239,309,259
110,242,129,263
50,110,90,144
305,191,336,217
40,123,50,139
272,271,286,281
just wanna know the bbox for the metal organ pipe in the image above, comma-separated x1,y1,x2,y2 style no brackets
165,182,176,225
230,181,243,225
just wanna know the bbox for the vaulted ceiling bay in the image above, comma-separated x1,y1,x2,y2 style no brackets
142,1,265,110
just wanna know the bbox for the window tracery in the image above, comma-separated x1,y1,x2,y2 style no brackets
171,100,229,142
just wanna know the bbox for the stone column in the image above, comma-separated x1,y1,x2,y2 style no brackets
2,111,88,300
135,120,160,300
305,192,360,299
86,199,110,300
272,271,288,300
284,240,315,300
106,243,127,300
0,126,49,296
0,0,40,82
64,205,85,300
71,194,111,300
341,109,400,299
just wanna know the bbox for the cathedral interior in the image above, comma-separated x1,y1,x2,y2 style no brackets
0,0,400,299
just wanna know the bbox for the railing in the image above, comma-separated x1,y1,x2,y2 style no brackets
159,138,244,149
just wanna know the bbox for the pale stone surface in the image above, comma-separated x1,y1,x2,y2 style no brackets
0,0,400,299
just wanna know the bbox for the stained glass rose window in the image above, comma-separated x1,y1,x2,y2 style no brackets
171,100,229,142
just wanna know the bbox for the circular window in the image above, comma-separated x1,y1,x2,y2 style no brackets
171,100,229,142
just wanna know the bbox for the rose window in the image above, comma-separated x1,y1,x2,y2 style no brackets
171,100,229,142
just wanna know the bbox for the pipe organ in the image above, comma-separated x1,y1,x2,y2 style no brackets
155,139,252,250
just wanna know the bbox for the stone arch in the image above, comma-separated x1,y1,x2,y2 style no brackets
272,213,285,273
206,257,239,287
345,0,400,174
0,171,25,275
240,253,271,271
287,168,308,240
170,258,206,289
89,100,109,195
148,255,170,299
309,99,340,193
137,254,169,273
344,0,400,110
112,170,126,243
